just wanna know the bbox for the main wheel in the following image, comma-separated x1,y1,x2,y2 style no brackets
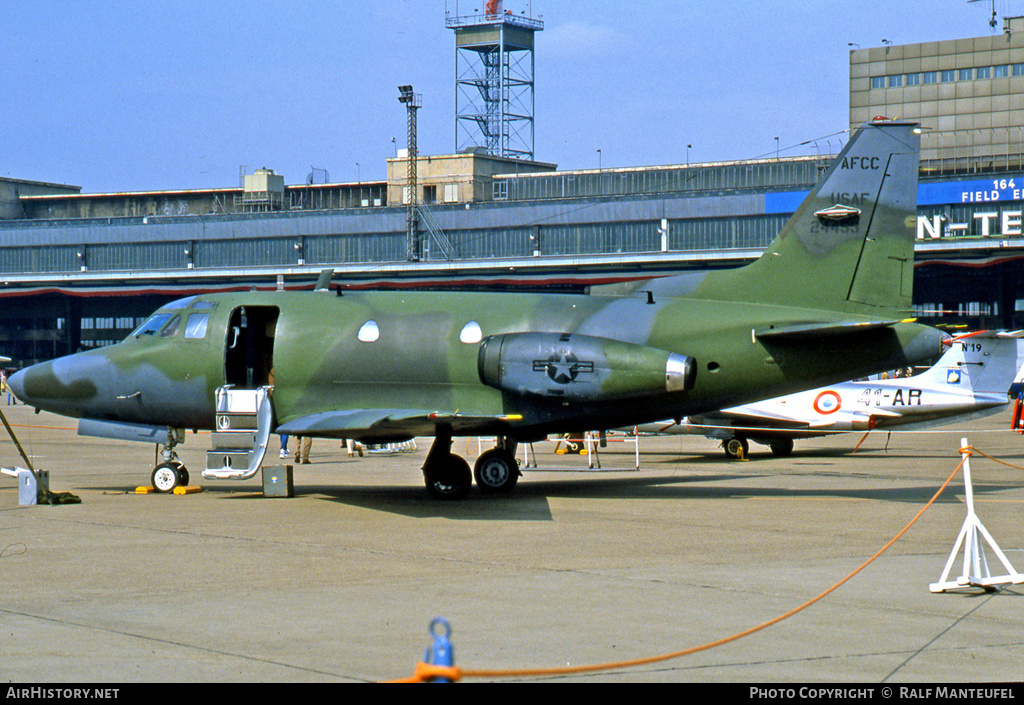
768,438,794,457
473,449,520,494
152,462,185,493
723,437,749,459
424,453,472,500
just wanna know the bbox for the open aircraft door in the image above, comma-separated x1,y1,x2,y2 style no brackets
224,305,280,389
205,305,280,481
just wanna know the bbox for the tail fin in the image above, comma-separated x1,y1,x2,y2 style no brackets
924,331,1024,394
699,119,920,314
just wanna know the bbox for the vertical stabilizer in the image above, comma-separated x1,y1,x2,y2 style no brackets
939,331,1024,395
698,119,921,315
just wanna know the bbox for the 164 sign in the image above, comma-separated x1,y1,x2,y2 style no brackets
917,177,1024,239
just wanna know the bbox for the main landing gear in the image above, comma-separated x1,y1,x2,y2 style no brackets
152,428,189,493
722,436,794,459
422,431,521,500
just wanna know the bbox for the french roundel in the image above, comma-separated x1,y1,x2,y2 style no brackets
812,390,842,415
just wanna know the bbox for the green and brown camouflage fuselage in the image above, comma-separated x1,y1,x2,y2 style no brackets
8,120,948,494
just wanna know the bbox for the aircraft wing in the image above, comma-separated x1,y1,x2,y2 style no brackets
275,409,522,441
706,404,900,432
712,407,816,427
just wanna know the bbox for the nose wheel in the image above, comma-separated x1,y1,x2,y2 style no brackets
151,429,189,492
152,461,189,493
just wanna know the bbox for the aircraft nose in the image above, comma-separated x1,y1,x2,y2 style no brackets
5,356,102,415
6,368,26,402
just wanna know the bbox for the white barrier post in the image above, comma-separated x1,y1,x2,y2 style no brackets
585,432,600,469
929,437,1024,593
521,442,537,468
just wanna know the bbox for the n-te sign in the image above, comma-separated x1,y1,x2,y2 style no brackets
917,177,1024,239
917,210,1024,239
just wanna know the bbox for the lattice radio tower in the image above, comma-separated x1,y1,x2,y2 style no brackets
446,0,543,160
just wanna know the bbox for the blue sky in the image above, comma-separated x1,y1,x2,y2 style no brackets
1,0,1013,193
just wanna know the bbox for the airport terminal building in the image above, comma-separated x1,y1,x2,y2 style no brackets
2,19,1024,367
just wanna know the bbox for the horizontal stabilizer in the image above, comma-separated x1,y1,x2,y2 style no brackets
755,320,900,341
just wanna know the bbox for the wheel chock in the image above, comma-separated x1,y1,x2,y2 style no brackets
135,485,202,495
173,485,202,495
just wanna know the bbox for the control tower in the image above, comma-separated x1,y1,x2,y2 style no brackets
445,0,543,161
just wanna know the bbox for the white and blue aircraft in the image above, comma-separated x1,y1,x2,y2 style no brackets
637,330,1024,458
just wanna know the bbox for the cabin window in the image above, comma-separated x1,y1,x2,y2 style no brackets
185,313,210,339
459,321,482,344
357,320,380,343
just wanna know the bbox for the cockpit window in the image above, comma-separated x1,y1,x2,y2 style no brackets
131,313,172,337
160,315,182,338
184,313,209,339
163,296,198,310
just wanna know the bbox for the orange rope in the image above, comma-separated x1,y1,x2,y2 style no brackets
965,445,1024,471
393,448,970,682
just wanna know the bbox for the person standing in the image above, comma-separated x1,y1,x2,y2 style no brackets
294,436,312,464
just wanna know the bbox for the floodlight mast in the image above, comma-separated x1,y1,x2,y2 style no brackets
398,85,423,261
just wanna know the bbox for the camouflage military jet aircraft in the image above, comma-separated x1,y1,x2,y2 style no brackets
8,119,947,499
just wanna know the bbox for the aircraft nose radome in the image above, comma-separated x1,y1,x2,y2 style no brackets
6,368,26,403
7,361,60,407
6,356,101,411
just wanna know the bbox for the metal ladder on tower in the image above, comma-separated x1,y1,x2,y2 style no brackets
202,385,273,481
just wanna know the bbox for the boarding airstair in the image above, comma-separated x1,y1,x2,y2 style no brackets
203,385,273,480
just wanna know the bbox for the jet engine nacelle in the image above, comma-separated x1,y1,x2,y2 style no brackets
478,332,696,402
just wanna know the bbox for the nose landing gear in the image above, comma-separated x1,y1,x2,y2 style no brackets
152,461,189,493
152,428,189,493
